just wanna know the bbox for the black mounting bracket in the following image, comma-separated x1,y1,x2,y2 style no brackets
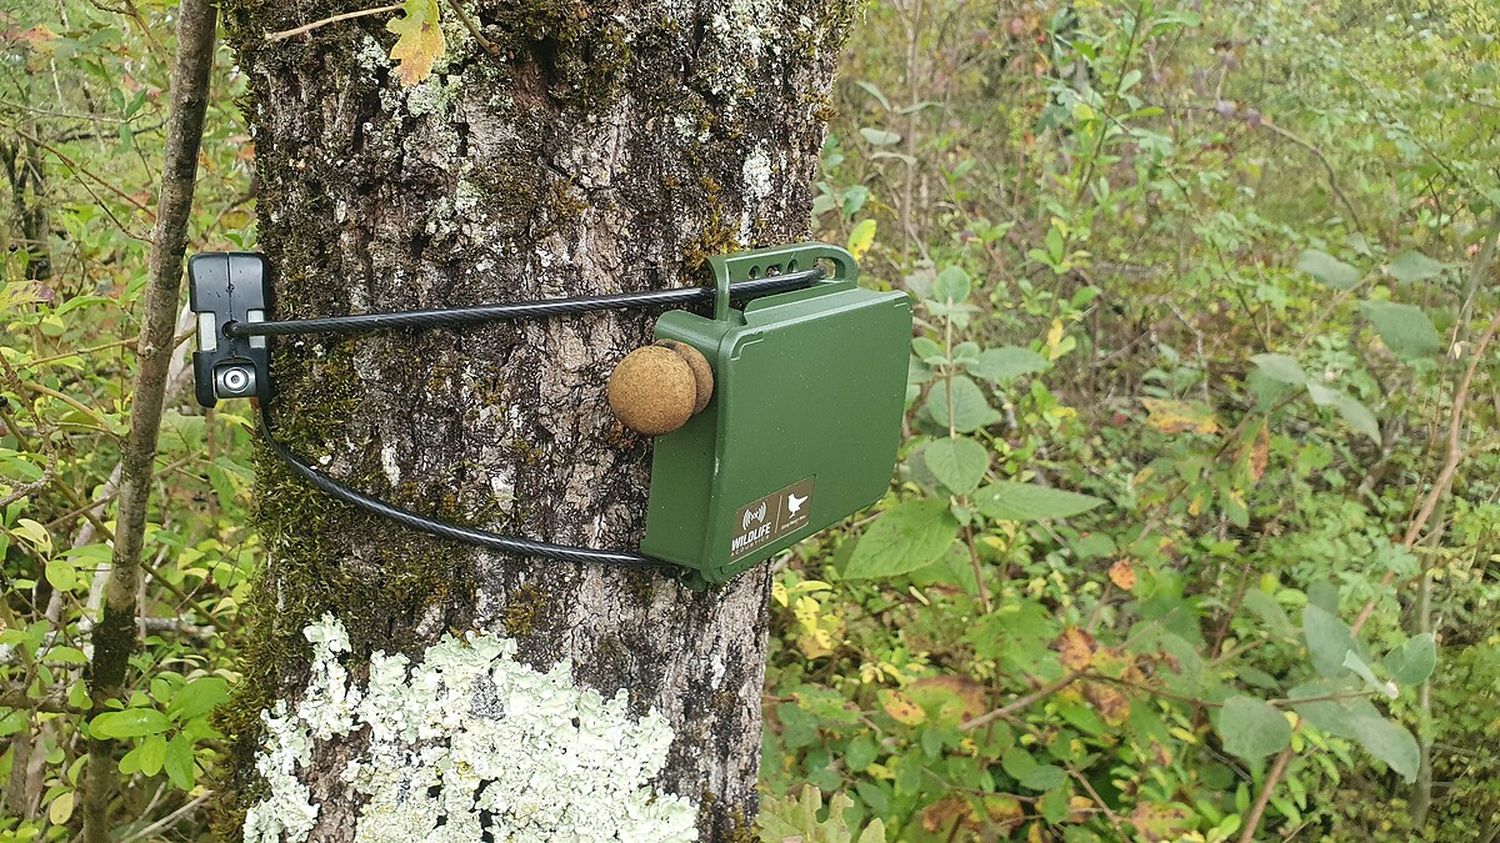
189,252,273,408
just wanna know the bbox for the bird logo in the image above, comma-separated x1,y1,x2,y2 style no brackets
787,492,808,515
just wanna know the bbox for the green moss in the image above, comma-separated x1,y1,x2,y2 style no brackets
502,583,542,637
682,209,741,269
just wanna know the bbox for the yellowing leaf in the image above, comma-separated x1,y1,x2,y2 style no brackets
878,688,926,725
848,218,877,260
48,790,74,825
770,581,788,607
387,0,445,86
1045,319,1065,357
1141,397,1219,435
11,518,52,554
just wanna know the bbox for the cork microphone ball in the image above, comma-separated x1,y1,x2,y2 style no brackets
607,345,697,435
655,340,714,413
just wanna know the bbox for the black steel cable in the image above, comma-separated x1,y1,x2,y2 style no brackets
226,268,826,338
259,403,662,567
245,267,830,570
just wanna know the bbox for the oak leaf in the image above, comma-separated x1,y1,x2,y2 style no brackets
387,0,445,86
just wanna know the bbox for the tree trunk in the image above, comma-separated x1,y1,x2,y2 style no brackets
217,2,855,840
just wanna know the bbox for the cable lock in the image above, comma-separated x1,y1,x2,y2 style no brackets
190,253,831,573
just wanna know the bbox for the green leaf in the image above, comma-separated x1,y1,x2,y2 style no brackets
10,518,52,554
1021,764,1066,791
931,266,971,303
1250,353,1308,386
1241,590,1294,638
1307,581,1340,613
163,734,195,790
1303,604,1356,679
1296,249,1360,289
1343,650,1397,699
759,785,887,843
1346,712,1420,783
44,559,77,591
1359,301,1442,359
137,734,167,777
974,481,1105,521
922,438,988,494
859,127,902,146
1386,251,1444,284
1001,746,1038,780
843,500,960,579
924,376,1001,432
966,346,1049,383
47,790,74,826
1289,682,1418,782
1306,383,1380,442
1039,784,1071,824
845,734,878,772
90,708,171,740
167,676,229,722
1383,633,1437,685
848,218,877,259
1217,696,1291,761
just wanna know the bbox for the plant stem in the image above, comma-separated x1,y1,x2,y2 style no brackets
1352,304,1500,634
1238,743,1294,843
81,2,216,840
265,3,402,41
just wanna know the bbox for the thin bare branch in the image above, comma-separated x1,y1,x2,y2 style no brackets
266,3,402,42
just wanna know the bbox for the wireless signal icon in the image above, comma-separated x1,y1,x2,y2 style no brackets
742,502,768,530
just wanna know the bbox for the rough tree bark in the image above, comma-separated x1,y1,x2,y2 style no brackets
217,2,856,840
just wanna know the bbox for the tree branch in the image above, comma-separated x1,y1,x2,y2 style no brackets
1352,305,1500,634
1238,743,1295,843
81,2,217,840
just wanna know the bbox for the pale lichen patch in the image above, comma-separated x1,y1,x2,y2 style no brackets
241,615,698,843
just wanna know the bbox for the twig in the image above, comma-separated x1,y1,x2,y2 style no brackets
1067,763,1123,835
443,0,501,57
1351,305,1500,634
963,523,991,614
1238,743,1295,843
0,468,54,508
266,3,402,42
960,667,1088,732
0,690,75,714
1258,119,1366,234
120,794,208,843
10,126,154,217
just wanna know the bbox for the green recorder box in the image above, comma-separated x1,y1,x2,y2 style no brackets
640,243,913,584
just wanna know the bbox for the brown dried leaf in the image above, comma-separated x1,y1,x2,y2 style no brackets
1067,795,1094,823
1082,681,1130,726
1108,558,1136,591
1248,422,1270,483
920,796,974,833
1055,627,1097,672
983,795,1026,828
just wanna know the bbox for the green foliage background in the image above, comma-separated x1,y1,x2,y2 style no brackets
3,1,1498,841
